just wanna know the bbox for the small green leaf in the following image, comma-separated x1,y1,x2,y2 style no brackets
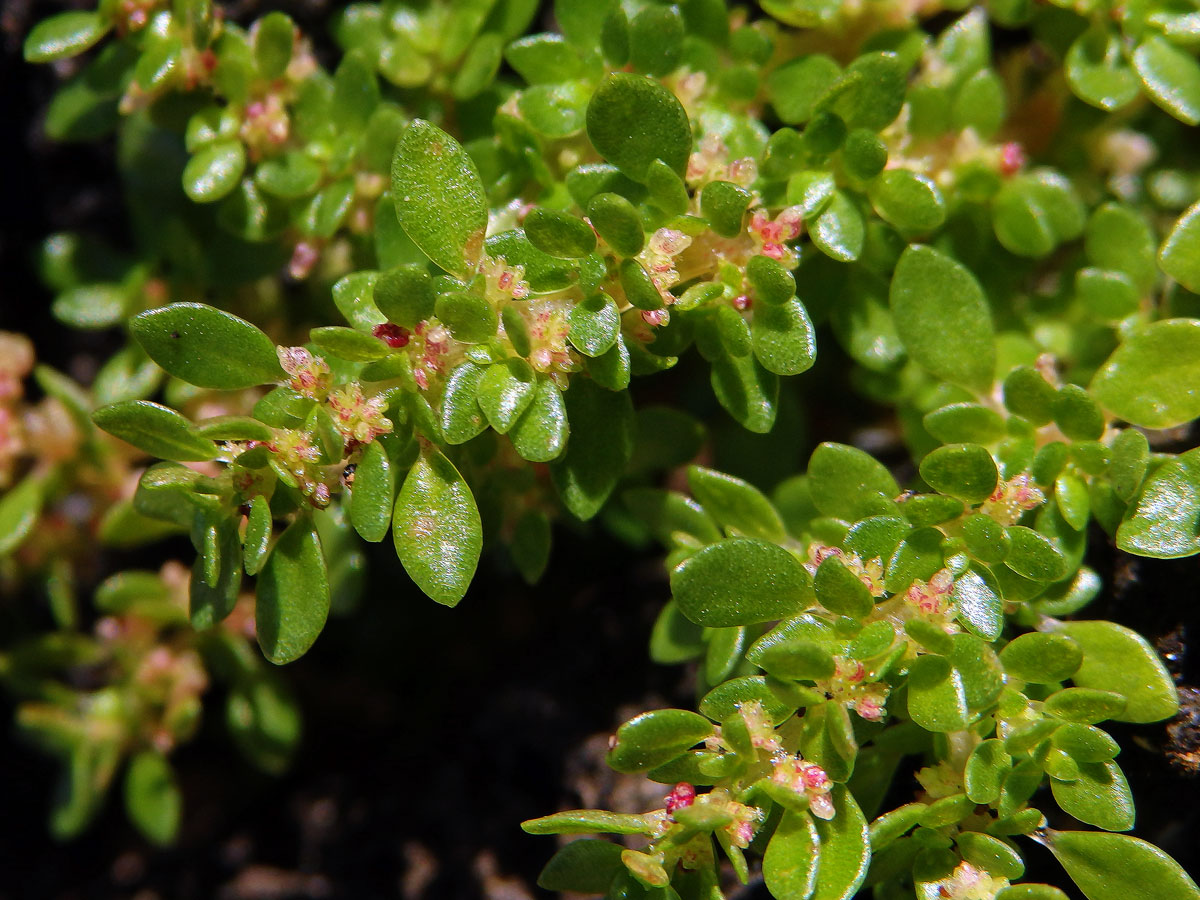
1006,526,1068,582
1045,688,1127,724
687,465,787,542
392,119,488,277
1059,620,1179,723
953,568,1003,641
868,171,946,234
1004,366,1058,425
522,809,652,835
607,708,713,773
393,450,482,607
923,404,1006,445
1115,447,1200,558
809,442,899,521
24,11,110,62
568,293,620,357
965,739,1011,804
1085,203,1157,293
890,245,995,393
1092,319,1200,429
550,378,634,519
131,303,284,390
756,639,836,681
1043,831,1200,900
243,495,272,576
256,518,331,664
375,265,435,328
586,73,692,181
253,11,294,80
440,363,488,444
919,444,998,504
434,291,498,343
769,54,842,123
671,538,814,627
1108,429,1149,502
812,786,871,900
93,401,218,462
992,170,1085,258
586,192,644,256
0,475,44,556
1066,25,1140,112
621,258,664,311
1132,36,1200,125
524,207,597,259
1052,760,1135,831
752,299,818,376
1160,202,1200,293
812,190,865,262
702,181,753,238
907,655,969,732
124,751,181,847
1000,632,1083,683
510,377,569,462
350,440,395,543
1053,385,1105,441
815,555,874,618
710,352,779,434
477,359,537,434
183,141,246,204
629,4,683,76
764,809,820,900
1052,723,1120,763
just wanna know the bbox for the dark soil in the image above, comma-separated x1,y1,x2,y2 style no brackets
2,4,1198,899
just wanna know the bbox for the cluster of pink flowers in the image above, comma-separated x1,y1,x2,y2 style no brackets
479,255,530,303
906,568,956,618
748,206,804,268
805,544,887,597
326,384,393,446
520,300,577,381
686,133,758,189
979,473,1045,525
277,346,332,399
819,657,891,722
770,753,836,820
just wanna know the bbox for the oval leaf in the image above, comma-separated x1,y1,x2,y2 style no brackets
671,538,814,627
256,518,331,664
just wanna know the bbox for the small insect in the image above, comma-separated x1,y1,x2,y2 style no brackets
341,463,357,488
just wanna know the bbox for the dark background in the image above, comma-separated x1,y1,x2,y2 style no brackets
1,2,1197,898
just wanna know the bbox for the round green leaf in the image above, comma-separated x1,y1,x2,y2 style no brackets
1065,25,1140,112
809,442,900,521
958,831,1025,879
1133,36,1200,125
1059,620,1179,723
1000,632,1083,683
183,141,246,204
477,359,537,434
1006,526,1068,582
1116,447,1200,557
350,440,395,543
814,555,874,618
93,401,218,462
907,654,969,732
702,181,753,238
1091,319,1200,429
688,465,787,543
953,568,1003,641
890,245,996,393
24,11,110,63
568,293,620,357
392,119,488,277
375,265,435,328
586,192,644,256
752,298,817,376
586,73,692,181
671,538,814,627
549,378,634,520
811,190,864,262
919,444,998,504
868,170,946,234
256,519,331,664
812,786,871,900
524,208,597,258
131,303,284,390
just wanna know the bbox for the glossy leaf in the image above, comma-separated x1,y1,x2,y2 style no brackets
1051,760,1135,832
350,440,395,543
606,708,713,773
24,11,109,62
1132,37,1200,125
392,120,488,277
1059,620,1179,723
687,465,787,542
752,299,818,376
1043,830,1200,900
812,786,871,900
764,809,820,900
256,519,331,664
809,442,900,521
671,538,814,627
93,401,218,462
0,475,44,556
393,450,481,607
1000,632,1083,683
1160,202,1200,293
510,377,569,463
907,655,968,732
1116,447,1200,558
919,444,998,504
131,303,284,390
1092,319,1200,429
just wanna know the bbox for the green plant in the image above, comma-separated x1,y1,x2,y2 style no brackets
8,0,1200,896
